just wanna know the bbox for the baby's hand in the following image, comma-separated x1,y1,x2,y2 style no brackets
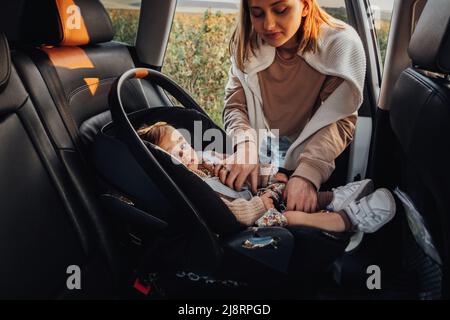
260,192,274,210
201,152,225,174
273,172,289,183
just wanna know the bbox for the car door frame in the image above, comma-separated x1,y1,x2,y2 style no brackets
343,0,386,184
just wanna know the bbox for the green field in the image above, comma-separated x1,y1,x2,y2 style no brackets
108,8,390,128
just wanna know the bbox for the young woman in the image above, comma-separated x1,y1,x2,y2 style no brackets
222,0,366,213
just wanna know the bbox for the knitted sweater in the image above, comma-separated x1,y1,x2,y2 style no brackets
224,20,366,183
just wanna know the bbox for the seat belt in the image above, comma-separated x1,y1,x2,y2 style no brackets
28,48,88,161
202,177,253,201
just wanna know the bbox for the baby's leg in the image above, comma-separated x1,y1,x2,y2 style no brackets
283,210,351,232
284,188,396,233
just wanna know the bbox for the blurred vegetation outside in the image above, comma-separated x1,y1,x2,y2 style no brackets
108,9,140,45
108,8,390,128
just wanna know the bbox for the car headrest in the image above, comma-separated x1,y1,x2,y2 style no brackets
21,0,113,47
0,33,11,93
408,0,450,74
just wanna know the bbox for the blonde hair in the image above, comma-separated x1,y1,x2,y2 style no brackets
229,0,343,71
137,121,171,146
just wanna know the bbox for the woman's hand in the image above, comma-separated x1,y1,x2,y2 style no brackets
260,192,274,210
283,176,318,213
216,141,259,193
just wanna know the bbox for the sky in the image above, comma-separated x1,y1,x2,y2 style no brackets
317,0,394,10
101,0,395,12
183,0,395,11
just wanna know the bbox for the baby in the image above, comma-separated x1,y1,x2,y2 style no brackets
138,122,396,234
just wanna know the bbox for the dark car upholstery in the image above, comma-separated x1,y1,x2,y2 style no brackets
13,0,170,150
389,0,450,298
0,0,171,298
0,32,117,299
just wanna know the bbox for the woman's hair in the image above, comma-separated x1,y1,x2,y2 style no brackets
229,0,343,71
137,121,170,146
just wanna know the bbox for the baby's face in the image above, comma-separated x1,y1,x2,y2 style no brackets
159,127,200,170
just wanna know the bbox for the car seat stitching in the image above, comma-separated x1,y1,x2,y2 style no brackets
67,77,116,102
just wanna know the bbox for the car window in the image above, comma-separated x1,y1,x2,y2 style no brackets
100,0,141,45
317,0,348,22
163,0,349,128
368,0,395,66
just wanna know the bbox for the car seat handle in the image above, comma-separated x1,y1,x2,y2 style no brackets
108,68,223,273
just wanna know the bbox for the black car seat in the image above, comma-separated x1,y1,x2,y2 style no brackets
4,0,171,272
389,0,450,298
11,0,167,151
91,69,354,298
0,32,118,299
0,0,173,297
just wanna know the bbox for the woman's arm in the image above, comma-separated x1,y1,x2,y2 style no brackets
285,116,356,212
285,76,357,212
223,67,257,148
292,114,357,190
222,67,259,193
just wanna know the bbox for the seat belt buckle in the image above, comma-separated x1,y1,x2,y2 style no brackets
133,278,151,296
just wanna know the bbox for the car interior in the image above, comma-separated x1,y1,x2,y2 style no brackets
0,0,448,299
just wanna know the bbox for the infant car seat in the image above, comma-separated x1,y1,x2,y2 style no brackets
93,68,351,298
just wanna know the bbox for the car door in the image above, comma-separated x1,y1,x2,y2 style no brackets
342,0,394,186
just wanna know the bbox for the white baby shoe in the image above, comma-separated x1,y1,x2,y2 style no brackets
327,179,374,212
343,188,396,233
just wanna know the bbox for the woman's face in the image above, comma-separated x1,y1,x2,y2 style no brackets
160,127,200,171
248,0,307,48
